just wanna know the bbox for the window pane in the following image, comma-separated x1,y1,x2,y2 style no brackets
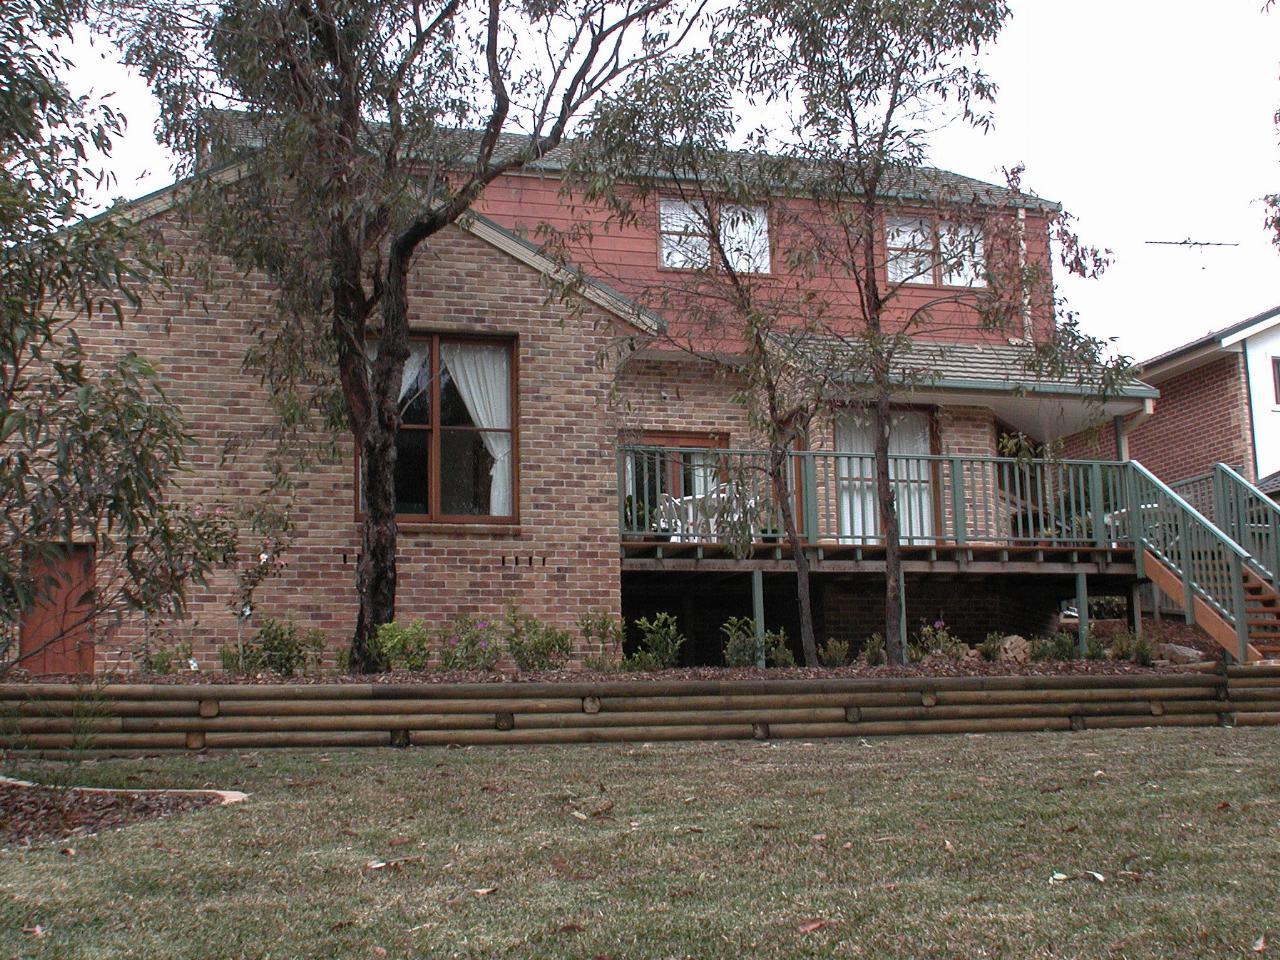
659,198,711,269
659,198,708,233
885,216,934,285
394,429,429,515
440,430,513,516
939,221,985,287
661,233,711,269
439,342,511,428
399,342,432,425
720,205,770,273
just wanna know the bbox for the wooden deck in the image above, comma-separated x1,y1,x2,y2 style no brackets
621,540,1138,577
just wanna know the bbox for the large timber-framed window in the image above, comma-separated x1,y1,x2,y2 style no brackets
884,215,986,288
371,335,516,522
658,199,771,273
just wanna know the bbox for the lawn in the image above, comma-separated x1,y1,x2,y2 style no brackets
2,728,1278,959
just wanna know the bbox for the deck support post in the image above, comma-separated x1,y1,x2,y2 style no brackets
1128,581,1143,644
897,565,908,653
1075,571,1090,655
751,570,766,668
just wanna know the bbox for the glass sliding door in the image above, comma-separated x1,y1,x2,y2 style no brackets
835,411,935,543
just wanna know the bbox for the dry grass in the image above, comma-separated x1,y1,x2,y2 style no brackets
2,728,1279,958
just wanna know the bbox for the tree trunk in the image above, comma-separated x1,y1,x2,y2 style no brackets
348,252,412,672
771,444,818,666
351,417,397,672
874,396,906,664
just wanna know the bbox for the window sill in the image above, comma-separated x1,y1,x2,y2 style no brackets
891,280,989,292
396,521,522,536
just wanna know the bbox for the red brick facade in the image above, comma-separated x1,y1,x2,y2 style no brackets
72,192,1061,670
1064,353,1254,482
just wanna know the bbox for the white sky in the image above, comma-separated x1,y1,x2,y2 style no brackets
64,0,1280,364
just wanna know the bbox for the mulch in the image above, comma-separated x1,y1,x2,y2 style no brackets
6,659,1206,688
0,781,221,845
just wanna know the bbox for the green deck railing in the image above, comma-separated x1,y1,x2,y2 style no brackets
618,446,1255,660
1211,464,1280,586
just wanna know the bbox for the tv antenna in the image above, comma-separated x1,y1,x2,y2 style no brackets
1143,238,1238,248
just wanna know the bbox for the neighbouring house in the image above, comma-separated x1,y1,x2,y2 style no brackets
18,135,1280,672
1065,305,1280,489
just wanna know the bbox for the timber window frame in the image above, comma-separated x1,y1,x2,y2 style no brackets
361,334,519,524
884,215,986,288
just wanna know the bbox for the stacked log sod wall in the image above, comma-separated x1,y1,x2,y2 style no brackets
2,667,1279,754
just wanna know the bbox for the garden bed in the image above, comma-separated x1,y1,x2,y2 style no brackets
0,656,1205,688
0,780,224,844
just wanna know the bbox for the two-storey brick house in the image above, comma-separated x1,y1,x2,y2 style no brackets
30,137,1280,672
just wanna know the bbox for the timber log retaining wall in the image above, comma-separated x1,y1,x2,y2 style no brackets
3,667,1279,753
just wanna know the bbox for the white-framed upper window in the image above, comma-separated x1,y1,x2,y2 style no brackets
659,199,770,274
885,216,985,288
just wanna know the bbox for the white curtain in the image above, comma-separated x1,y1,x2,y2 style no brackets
835,411,934,542
441,343,513,516
362,341,432,415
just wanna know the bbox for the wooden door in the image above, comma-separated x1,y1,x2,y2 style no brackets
18,546,95,674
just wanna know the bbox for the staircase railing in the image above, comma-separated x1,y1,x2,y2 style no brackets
1211,463,1280,586
1125,461,1252,661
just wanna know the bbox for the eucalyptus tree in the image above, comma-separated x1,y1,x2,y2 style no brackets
1,0,236,673
100,0,708,670
567,0,1128,664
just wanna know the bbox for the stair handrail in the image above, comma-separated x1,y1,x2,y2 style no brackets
1126,461,1252,661
1212,463,1280,586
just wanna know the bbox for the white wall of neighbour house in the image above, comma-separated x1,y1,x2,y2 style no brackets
1244,324,1280,479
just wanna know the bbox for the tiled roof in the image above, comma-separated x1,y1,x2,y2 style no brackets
1140,304,1280,372
202,111,1059,213
1258,470,1280,497
773,334,1158,399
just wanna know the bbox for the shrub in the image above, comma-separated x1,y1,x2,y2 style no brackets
139,640,193,675
861,632,886,666
437,615,501,671
372,620,432,671
579,610,625,660
1083,629,1107,661
765,628,795,667
818,637,851,668
1108,630,1153,666
503,607,572,671
255,618,325,676
721,616,761,668
910,620,968,662
627,612,684,670
1031,631,1077,662
219,618,323,675
978,632,1004,662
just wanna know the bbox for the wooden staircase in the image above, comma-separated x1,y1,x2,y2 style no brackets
1245,569,1280,660
1141,549,1267,662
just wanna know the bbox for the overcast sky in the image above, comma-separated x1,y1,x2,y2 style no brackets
64,1,1280,363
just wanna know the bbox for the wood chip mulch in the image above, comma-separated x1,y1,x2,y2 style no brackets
7,658,1209,688
0,782,221,845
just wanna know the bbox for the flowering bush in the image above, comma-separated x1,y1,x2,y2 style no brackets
437,615,501,671
372,620,432,671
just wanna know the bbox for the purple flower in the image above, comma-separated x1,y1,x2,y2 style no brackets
933,619,946,629
477,621,489,629
449,636,459,646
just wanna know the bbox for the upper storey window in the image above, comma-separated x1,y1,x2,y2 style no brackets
885,216,985,288
659,199,771,274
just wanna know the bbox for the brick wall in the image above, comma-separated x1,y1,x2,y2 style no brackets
1063,353,1254,482
79,216,632,669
